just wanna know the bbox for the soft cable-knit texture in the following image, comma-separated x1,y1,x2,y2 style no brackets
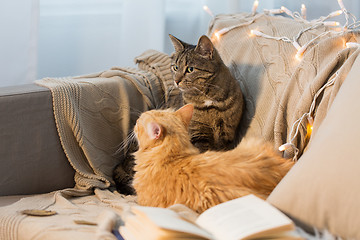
36,67,163,190
135,49,183,108
208,13,359,159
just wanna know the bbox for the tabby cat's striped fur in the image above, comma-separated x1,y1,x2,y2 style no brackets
169,35,244,151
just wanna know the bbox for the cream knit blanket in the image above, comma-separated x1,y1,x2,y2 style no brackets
36,67,165,190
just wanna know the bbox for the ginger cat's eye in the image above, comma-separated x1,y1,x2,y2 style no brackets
186,66,194,73
172,65,179,71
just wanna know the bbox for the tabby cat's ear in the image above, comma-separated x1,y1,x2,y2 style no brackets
175,104,194,128
195,35,214,59
169,34,186,52
146,122,162,140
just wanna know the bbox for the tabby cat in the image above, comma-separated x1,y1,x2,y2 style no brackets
169,34,244,152
132,104,294,213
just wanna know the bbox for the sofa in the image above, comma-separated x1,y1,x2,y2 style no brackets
0,84,74,202
1,12,360,240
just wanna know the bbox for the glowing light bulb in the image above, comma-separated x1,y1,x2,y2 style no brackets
214,31,220,41
295,45,307,61
203,5,214,18
279,143,292,152
329,10,343,18
305,116,314,139
211,31,219,42
252,0,259,15
211,28,230,42
323,21,340,26
346,42,360,48
250,29,264,37
305,123,313,139
264,8,283,14
301,4,307,19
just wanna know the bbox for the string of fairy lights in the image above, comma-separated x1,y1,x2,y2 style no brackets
203,0,360,160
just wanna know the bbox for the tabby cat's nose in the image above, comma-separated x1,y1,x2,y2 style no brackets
175,77,182,85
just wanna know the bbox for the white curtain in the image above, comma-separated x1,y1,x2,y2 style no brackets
120,0,165,67
38,0,123,79
0,0,39,87
0,0,359,87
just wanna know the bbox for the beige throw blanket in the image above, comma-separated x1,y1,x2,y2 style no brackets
0,188,137,240
36,68,165,190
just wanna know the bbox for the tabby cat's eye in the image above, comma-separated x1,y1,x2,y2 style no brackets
172,65,179,71
186,66,194,73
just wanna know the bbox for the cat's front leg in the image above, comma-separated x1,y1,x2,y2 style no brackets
189,123,215,152
192,140,213,153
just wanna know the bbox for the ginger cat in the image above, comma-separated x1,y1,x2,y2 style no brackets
132,104,294,213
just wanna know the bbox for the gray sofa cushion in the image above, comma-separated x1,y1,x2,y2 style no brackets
0,84,75,196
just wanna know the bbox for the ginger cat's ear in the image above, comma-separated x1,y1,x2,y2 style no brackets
146,122,162,140
175,104,194,128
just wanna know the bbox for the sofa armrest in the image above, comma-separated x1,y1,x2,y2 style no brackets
0,84,75,196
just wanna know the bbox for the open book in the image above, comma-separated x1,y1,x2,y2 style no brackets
119,194,302,240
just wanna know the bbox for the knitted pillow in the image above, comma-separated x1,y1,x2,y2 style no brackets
268,56,360,239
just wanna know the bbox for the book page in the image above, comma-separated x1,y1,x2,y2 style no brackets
130,206,214,239
195,195,294,240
